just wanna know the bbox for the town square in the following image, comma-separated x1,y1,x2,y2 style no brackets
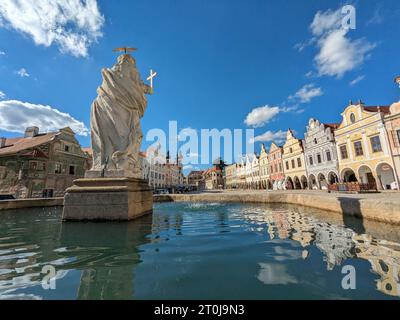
0,0,400,305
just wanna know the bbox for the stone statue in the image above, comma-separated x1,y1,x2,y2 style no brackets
89,52,153,178
63,50,155,221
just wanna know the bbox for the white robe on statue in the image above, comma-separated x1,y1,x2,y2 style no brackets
90,54,152,177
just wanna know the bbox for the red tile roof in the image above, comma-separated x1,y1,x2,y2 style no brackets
363,106,390,114
82,147,93,155
323,123,340,129
0,132,58,157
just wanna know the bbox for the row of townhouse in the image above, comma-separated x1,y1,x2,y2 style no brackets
139,150,185,190
225,92,400,192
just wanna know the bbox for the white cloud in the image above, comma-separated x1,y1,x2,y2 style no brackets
245,89,315,128
367,6,383,25
289,83,323,103
305,71,314,78
294,38,315,52
0,100,89,136
349,75,365,86
0,50,5,55
315,29,375,78
0,0,104,57
16,68,30,77
298,7,376,78
0,90,5,100
310,9,342,36
244,105,280,127
250,130,286,144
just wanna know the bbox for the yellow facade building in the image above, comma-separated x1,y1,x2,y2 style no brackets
335,102,399,190
384,100,400,190
282,129,308,189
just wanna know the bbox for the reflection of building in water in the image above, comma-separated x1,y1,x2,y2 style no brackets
247,207,356,270
313,224,355,271
270,211,292,240
240,205,400,297
353,234,400,297
59,215,152,300
286,211,315,247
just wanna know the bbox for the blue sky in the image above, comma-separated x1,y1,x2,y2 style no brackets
0,0,399,171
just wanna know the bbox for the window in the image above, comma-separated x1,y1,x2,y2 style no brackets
289,147,293,153
309,156,313,166
33,162,46,171
69,165,75,175
279,163,283,171
297,158,302,167
291,159,295,169
314,138,318,145
340,145,348,159
64,144,70,152
270,166,274,174
354,141,363,156
397,130,400,145
326,151,332,162
55,163,62,174
370,136,382,153
317,154,322,164
286,161,289,170
29,161,38,170
350,113,356,124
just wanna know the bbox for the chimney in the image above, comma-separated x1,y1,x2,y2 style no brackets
0,137,6,148
24,126,39,138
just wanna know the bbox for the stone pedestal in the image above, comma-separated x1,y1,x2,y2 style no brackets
62,177,153,221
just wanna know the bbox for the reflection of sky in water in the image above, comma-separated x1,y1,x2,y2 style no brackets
0,203,399,299
258,263,298,285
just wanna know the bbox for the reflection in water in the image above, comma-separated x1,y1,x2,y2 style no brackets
241,205,400,297
258,263,298,285
0,202,400,299
0,209,152,300
59,215,152,300
0,207,63,299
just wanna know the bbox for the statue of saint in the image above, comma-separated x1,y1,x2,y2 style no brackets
90,52,154,178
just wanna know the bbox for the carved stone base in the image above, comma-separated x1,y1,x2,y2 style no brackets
85,170,127,178
62,178,153,221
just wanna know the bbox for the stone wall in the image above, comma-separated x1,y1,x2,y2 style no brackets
154,192,400,225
